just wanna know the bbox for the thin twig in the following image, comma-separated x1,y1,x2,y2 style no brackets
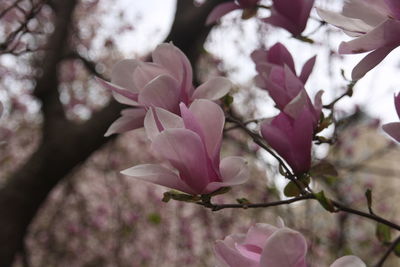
374,235,400,267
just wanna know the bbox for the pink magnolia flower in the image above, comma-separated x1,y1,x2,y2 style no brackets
382,93,400,142
214,223,308,267
262,0,315,36
214,223,366,267
330,256,366,267
261,108,314,174
206,0,261,25
317,0,400,80
97,43,231,136
121,99,249,195
251,42,316,86
252,43,322,127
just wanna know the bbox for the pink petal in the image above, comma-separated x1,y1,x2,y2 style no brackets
382,122,400,142
299,55,316,84
188,99,225,160
385,0,400,20
283,90,313,119
138,74,180,112
144,108,183,141
342,0,387,26
191,77,231,101
316,8,373,35
111,59,140,92
104,108,146,137
330,255,366,267
395,92,400,118
283,65,305,100
267,43,296,73
290,108,314,173
351,45,396,80
120,164,193,194
214,239,259,267
133,63,169,89
244,223,278,249
339,19,400,55
206,2,240,25
260,228,308,267
205,156,248,192
152,128,210,194
262,12,299,36
151,43,193,101
96,77,139,106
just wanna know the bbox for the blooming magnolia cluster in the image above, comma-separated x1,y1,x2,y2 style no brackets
207,0,314,37
214,223,366,267
98,43,231,136
122,100,249,195
251,42,322,174
383,93,400,142
98,43,248,195
317,0,400,79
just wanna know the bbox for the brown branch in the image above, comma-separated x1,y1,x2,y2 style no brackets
196,194,400,231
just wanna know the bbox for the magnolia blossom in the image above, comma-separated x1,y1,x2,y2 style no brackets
382,93,400,142
121,99,248,195
262,0,315,36
206,0,261,25
214,223,366,267
252,43,322,127
317,0,400,80
261,108,314,174
214,223,308,267
97,43,231,136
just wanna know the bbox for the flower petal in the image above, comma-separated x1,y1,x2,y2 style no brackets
191,77,231,101
382,122,400,142
214,239,259,267
152,128,210,194
244,223,278,249
339,19,400,55
330,255,366,267
206,2,240,25
351,45,396,80
260,228,308,267
138,74,180,112
111,59,140,92
189,99,225,160
316,8,373,35
121,164,193,194
144,108,183,141
206,156,248,192
133,63,169,89
96,77,139,106
151,43,193,100
299,55,316,84
104,108,146,136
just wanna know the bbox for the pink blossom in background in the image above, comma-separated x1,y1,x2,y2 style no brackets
251,43,322,127
382,93,400,142
261,0,315,36
121,99,248,195
206,0,261,25
261,108,314,174
317,0,400,80
251,42,316,85
97,43,231,136
214,223,308,267
330,255,366,267
214,223,366,267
